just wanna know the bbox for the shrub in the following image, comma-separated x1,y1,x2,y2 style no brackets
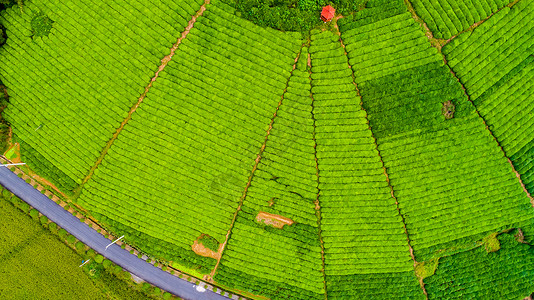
94,254,104,264
39,215,48,225
49,222,58,234
75,241,85,252
1,188,12,199
58,228,68,239
19,202,30,213
112,265,122,275
118,270,131,281
9,195,21,205
153,287,161,295
29,208,39,220
66,234,76,245
163,292,172,300
102,259,112,269
86,249,96,258
141,282,152,292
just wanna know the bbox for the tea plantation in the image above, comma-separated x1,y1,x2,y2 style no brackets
0,0,533,299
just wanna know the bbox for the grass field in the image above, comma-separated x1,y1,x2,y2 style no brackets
0,191,154,300
1,0,534,299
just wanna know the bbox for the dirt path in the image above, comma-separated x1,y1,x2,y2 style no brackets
403,0,446,51
442,0,521,46
208,45,305,281
404,0,521,51
74,0,211,196
334,24,429,298
307,51,328,300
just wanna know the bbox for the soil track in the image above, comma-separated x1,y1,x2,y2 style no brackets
75,0,211,196
208,46,305,281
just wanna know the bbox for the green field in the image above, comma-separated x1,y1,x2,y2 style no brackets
1,0,534,299
0,191,151,300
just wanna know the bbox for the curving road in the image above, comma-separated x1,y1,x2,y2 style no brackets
0,167,231,300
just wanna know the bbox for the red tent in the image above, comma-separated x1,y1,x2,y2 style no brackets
321,5,335,22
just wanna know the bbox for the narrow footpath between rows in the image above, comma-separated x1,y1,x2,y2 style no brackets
0,167,230,300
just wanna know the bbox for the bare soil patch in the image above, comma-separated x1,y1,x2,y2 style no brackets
256,211,294,229
192,240,221,260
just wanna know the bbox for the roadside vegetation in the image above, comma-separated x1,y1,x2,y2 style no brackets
0,187,174,300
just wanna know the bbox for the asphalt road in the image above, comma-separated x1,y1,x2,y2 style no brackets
0,167,231,300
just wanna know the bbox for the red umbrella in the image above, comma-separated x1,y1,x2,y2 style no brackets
321,5,336,22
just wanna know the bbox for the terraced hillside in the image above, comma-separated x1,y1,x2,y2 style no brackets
1,0,533,299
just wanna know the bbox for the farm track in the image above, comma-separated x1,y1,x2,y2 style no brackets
74,0,211,197
404,0,523,51
333,21,429,298
403,0,445,51
442,0,522,47
308,51,328,300
208,46,305,281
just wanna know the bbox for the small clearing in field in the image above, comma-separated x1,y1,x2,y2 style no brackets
256,211,294,229
192,240,220,260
